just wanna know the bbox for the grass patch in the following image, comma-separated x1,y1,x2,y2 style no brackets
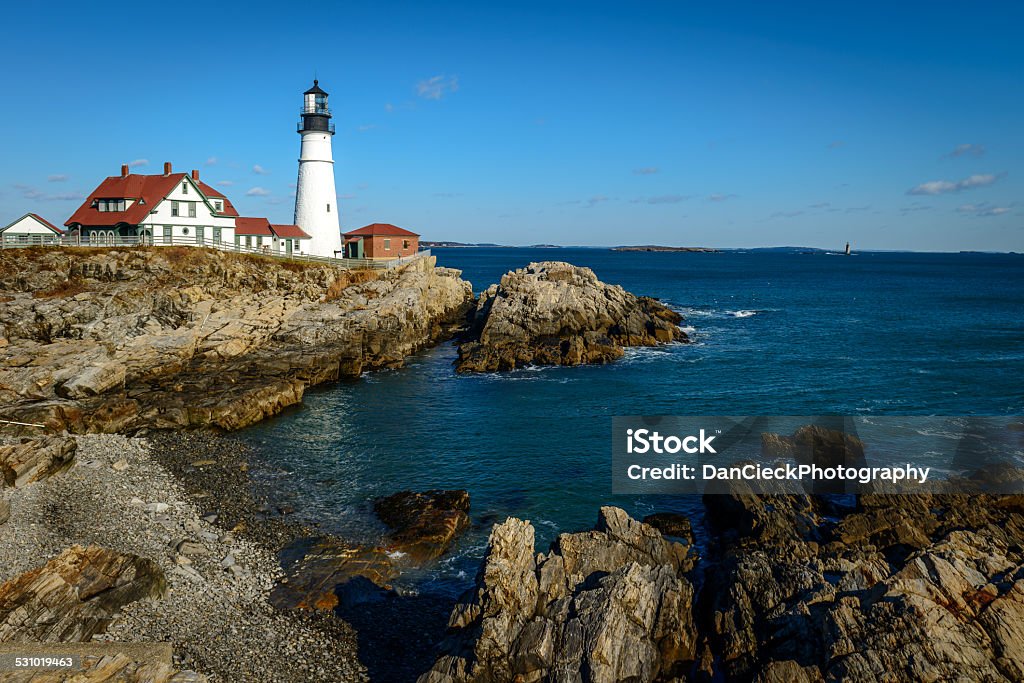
323,269,380,302
32,276,88,299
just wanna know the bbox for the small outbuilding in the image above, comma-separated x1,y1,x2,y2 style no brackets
0,213,64,246
343,223,419,260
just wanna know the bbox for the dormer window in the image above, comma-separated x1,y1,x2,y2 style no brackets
214,200,223,212
96,199,126,212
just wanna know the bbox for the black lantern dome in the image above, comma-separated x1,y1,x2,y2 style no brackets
298,80,334,134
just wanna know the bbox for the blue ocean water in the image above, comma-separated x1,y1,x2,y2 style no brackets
240,248,1024,595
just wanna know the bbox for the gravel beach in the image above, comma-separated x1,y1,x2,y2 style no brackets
0,433,367,683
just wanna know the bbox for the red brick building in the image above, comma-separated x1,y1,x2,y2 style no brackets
343,223,419,260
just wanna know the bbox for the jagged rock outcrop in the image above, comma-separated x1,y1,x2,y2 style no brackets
700,483,1024,682
0,545,166,642
456,262,687,372
0,436,77,488
420,507,697,683
417,468,1024,683
0,248,474,433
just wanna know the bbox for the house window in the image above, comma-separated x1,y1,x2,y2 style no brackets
163,226,172,243
213,227,222,244
182,182,188,194
171,201,180,217
96,199,126,212
214,200,223,212
188,202,197,218
245,236,252,248
403,239,410,250
384,238,391,250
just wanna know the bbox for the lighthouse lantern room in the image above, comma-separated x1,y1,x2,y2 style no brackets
294,80,343,258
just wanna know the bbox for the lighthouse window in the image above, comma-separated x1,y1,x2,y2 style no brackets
327,203,331,212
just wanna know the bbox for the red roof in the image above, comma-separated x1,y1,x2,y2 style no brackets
344,223,419,237
234,217,274,236
197,181,239,217
29,214,64,234
270,224,310,239
65,171,237,226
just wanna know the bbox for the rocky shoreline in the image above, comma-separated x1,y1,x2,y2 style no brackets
0,432,367,682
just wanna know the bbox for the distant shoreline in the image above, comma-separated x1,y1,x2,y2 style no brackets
419,243,1022,255
610,245,719,253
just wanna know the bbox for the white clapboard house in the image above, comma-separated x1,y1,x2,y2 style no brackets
63,162,309,253
0,213,64,245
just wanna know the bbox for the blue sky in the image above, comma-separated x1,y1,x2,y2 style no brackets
1,1,1021,250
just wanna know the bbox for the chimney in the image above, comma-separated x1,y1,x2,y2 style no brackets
121,164,129,177
163,162,172,176
191,169,199,181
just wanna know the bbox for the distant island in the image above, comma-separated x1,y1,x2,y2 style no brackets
421,241,508,248
611,245,719,253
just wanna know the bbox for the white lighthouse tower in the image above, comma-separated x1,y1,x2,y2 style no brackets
294,80,342,258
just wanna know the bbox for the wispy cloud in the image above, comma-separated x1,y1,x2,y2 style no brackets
356,124,377,132
47,174,68,182
586,195,610,207
907,173,1002,195
945,143,985,159
827,140,846,149
633,167,660,175
245,187,270,197
770,210,805,219
808,202,831,209
13,184,81,201
252,164,270,175
128,159,148,168
899,203,932,215
217,180,235,187
957,202,1012,217
416,75,459,100
205,157,218,166
632,194,688,205
707,193,736,202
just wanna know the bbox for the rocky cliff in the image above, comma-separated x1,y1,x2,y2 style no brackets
0,247,474,433
456,262,687,372
420,486,1024,682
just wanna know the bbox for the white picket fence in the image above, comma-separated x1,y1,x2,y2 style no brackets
0,234,430,271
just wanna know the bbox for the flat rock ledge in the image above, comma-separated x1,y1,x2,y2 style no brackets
0,544,166,643
270,489,472,611
456,262,687,372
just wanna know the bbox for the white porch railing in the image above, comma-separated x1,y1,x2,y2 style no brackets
0,234,431,271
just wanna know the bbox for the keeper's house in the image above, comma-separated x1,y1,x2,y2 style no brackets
64,162,311,254
342,223,419,260
0,213,64,245
66,163,238,246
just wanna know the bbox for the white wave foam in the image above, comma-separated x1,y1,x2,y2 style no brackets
726,309,758,318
